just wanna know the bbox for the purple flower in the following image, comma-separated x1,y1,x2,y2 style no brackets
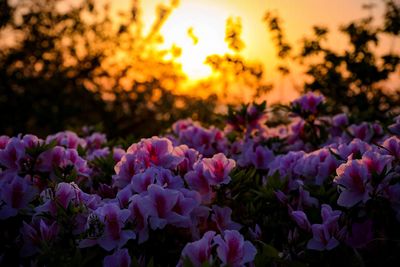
144,184,180,230
86,133,107,151
345,219,373,248
361,151,392,175
238,142,274,170
268,151,305,182
291,210,311,231
21,219,59,257
382,136,400,159
307,223,339,251
388,115,400,135
335,138,371,160
140,137,184,169
128,194,150,243
0,137,25,171
80,204,135,251
185,162,214,203
36,146,91,180
334,160,372,207
332,113,349,128
348,123,374,142
167,189,199,228
0,175,38,219
46,131,86,149
103,248,131,267
174,145,200,174
211,205,241,232
87,147,110,161
113,153,145,188
293,148,338,185
292,92,325,115
214,230,257,267
202,153,236,185
178,231,216,267
0,135,10,149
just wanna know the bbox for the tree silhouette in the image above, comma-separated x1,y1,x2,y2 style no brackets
0,0,217,138
264,0,400,122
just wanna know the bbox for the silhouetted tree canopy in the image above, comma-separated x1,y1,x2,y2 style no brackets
0,0,217,138
265,0,400,123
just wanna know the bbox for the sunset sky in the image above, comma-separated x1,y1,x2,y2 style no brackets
113,0,395,102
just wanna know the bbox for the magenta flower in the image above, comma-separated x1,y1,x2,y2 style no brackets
178,231,216,267
202,153,236,185
214,230,257,267
307,223,339,251
334,160,372,207
103,248,131,267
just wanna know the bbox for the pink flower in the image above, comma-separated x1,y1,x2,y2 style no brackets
178,231,216,267
202,153,236,185
214,230,257,267
103,248,131,267
334,160,372,207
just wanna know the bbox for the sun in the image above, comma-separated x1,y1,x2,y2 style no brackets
159,1,232,81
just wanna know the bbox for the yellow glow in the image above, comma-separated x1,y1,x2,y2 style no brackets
159,2,232,81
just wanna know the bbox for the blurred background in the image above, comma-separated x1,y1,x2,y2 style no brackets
0,0,399,138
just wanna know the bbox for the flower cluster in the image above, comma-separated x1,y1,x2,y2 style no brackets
1,92,400,266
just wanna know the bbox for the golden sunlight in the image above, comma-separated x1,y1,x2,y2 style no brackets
159,1,233,81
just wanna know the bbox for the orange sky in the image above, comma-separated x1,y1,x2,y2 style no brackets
113,0,397,103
